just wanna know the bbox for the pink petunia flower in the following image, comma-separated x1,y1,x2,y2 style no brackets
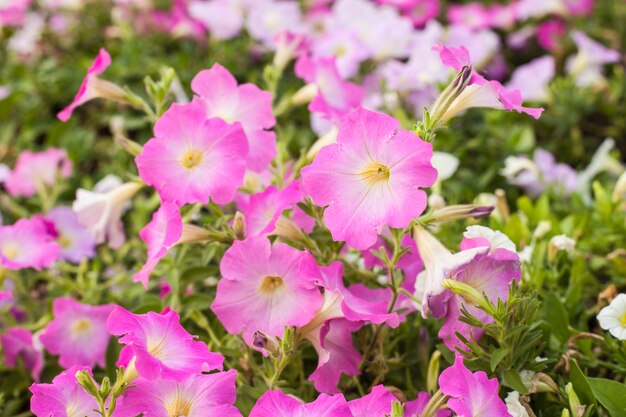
536,20,567,52
73,179,143,248
249,390,353,417
30,366,100,417
190,63,276,172
439,355,512,417
0,290,13,310
245,0,303,48
0,216,60,270
57,48,126,122
349,385,397,417
295,54,364,123
506,56,556,103
237,181,303,237
136,103,248,206
4,148,72,198
134,201,183,288
405,392,451,416
107,307,224,381
45,206,96,263
188,0,246,40
211,236,324,345
0,0,31,28
311,29,370,78
415,226,521,350
301,107,437,250
447,3,491,30
116,370,242,417
1,327,44,381
39,297,114,369
432,44,544,120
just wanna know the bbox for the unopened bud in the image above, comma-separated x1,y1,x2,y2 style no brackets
252,331,279,355
233,211,246,240
429,65,473,126
76,370,99,397
99,377,112,399
178,224,214,244
612,171,626,202
306,126,339,160
548,235,576,262
430,204,494,224
291,83,318,106
427,350,442,394
442,279,496,316
114,134,143,157
390,401,405,417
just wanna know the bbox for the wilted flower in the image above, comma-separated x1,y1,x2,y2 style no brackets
301,107,437,250
597,293,626,340
39,298,114,369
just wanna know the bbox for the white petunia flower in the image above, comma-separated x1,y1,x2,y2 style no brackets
505,391,530,417
597,294,626,340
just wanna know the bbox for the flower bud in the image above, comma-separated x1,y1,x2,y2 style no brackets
442,279,496,316
75,370,99,397
430,204,494,224
548,234,576,262
233,211,246,240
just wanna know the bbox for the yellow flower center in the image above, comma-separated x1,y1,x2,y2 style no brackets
360,161,390,186
71,318,92,336
166,394,193,417
260,275,284,293
1,244,19,260
58,235,72,248
620,312,626,326
180,149,204,169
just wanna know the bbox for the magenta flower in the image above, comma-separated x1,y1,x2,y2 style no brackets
439,356,512,417
1,327,44,381
57,48,125,122
0,0,31,28
45,206,96,263
4,148,72,198
237,181,303,237
39,298,114,369
134,201,183,288
116,370,242,417
107,307,224,381
212,236,324,345
405,392,451,417
433,44,544,120
30,366,100,417
0,216,60,270
536,20,567,52
348,385,396,417
295,55,364,123
301,107,437,250
0,290,13,310
136,103,248,206
190,63,276,172
249,390,353,417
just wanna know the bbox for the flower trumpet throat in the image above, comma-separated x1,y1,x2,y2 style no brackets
360,161,390,186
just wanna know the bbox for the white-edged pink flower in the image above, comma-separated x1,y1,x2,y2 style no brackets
4,148,72,198
39,297,114,369
57,48,125,122
116,370,242,417
295,55,364,123
237,181,303,237
250,390,353,417
72,180,143,248
30,366,99,417
433,44,544,121
45,206,96,263
301,107,437,250
107,307,224,381
439,355,512,417
136,103,248,206
212,236,324,345
191,63,276,172
134,201,183,288
1,327,44,381
0,216,60,270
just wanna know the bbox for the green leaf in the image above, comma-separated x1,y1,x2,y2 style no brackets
503,369,529,395
543,292,570,343
569,360,597,407
490,347,510,372
588,377,626,416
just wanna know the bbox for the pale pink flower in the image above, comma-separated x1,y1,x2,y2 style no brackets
447,3,491,30
311,30,370,78
57,48,125,122
134,201,183,288
136,103,248,206
30,366,100,417
45,206,96,263
245,0,303,48
301,107,437,250
1,327,44,381
439,355,512,417
4,148,72,198
116,370,242,417
433,44,544,120
250,390,353,417
566,31,620,88
188,0,246,40
40,298,114,369
107,307,224,381
295,54,364,123
506,56,556,102
190,63,276,172
237,181,303,237
73,180,143,248
0,216,60,270
212,236,324,345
